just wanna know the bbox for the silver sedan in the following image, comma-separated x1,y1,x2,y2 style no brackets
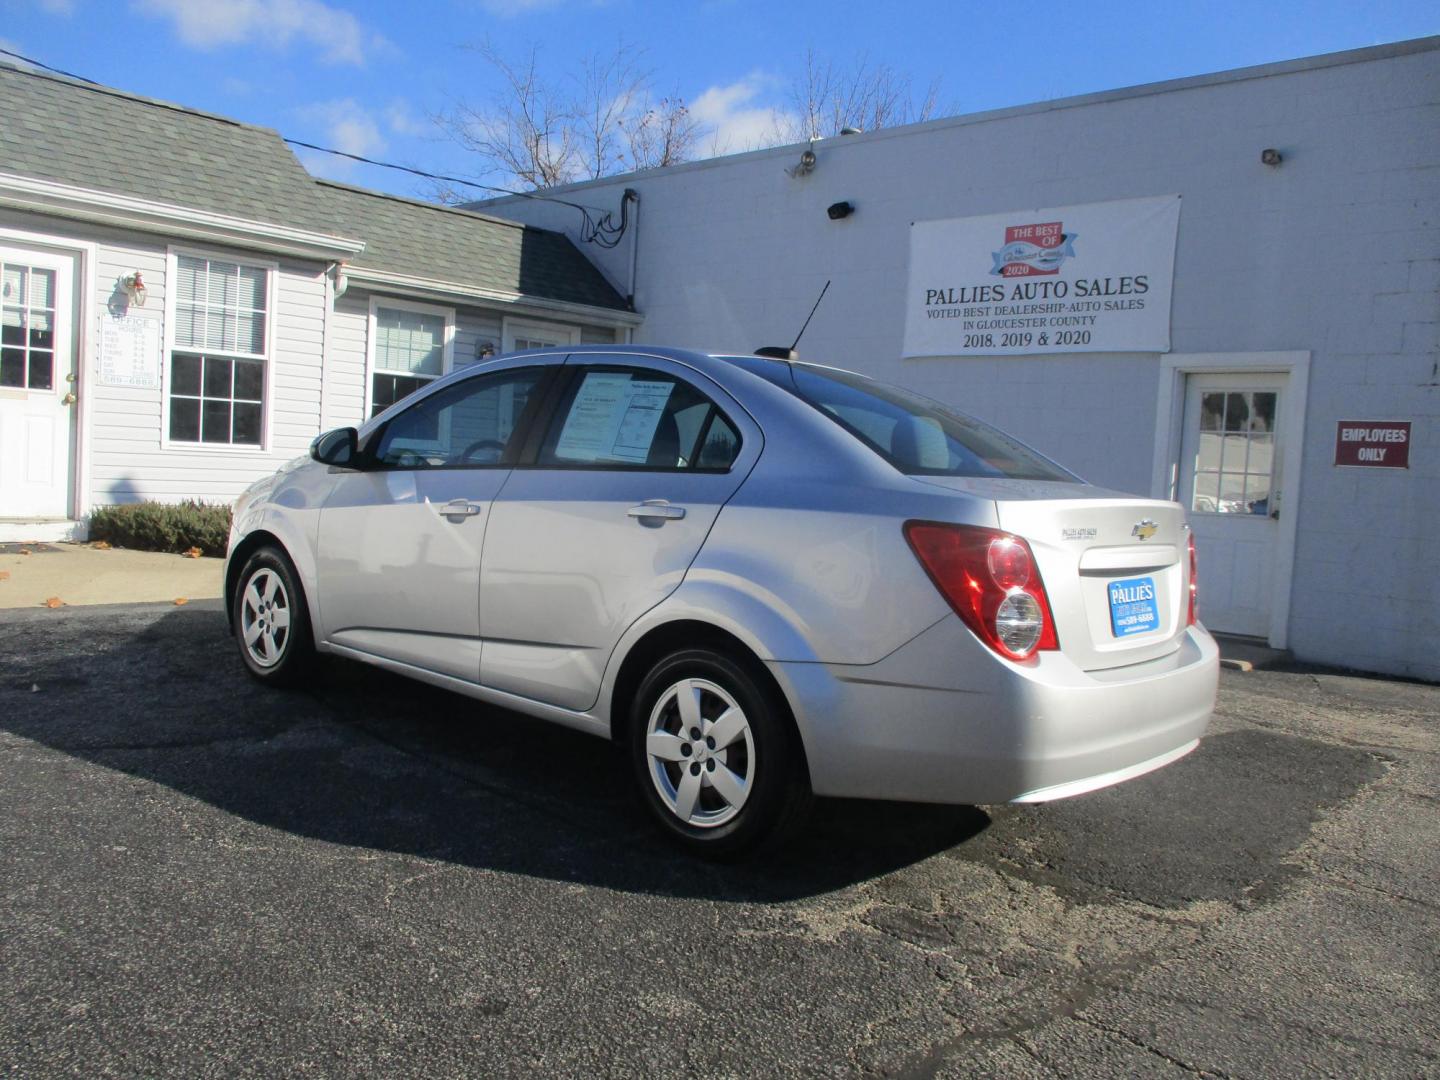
225,345,1217,856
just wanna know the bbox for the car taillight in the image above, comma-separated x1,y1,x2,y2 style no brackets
903,521,1059,660
1187,532,1198,626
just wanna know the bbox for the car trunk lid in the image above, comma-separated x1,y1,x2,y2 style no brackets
916,477,1189,671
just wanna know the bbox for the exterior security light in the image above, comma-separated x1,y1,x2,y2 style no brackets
827,201,855,221
787,146,817,179
1261,148,1283,166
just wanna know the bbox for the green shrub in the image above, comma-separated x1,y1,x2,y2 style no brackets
88,500,232,558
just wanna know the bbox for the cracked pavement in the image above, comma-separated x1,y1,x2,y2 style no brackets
1,601,1436,1077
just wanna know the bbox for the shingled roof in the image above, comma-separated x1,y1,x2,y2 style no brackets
318,181,630,312
0,62,630,313
0,62,338,234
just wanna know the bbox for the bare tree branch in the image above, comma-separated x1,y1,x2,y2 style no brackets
434,40,948,188
625,95,700,169
435,39,698,189
783,48,947,141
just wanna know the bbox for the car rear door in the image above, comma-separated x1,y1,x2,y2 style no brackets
479,355,760,711
314,360,558,682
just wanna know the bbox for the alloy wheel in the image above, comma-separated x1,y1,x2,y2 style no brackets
645,677,755,828
240,567,292,668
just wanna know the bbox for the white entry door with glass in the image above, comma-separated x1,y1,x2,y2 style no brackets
1177,371,1286,639
0,248,76,520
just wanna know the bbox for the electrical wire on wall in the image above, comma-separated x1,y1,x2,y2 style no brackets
0,45,635,250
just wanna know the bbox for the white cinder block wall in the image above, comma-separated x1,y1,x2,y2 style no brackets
482,40,1440,680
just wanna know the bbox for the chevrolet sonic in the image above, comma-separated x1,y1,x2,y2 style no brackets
225,345,1218,856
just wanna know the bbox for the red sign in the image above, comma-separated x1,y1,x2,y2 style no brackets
999,220,1066,277
1334,420,1411,469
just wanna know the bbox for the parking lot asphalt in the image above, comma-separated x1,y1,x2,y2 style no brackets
1,603,1436,1078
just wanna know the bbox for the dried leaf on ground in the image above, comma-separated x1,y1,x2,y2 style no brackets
183,547,203,559
0,570,9,581
92,540,112,550
174,597,189,606
43,596,64,608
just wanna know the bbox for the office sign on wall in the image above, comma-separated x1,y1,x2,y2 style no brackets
903,195,1181,357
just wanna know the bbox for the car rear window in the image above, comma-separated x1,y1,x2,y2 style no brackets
786,363,1076,481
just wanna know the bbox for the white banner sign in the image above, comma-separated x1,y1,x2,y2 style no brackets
902,195,1181,357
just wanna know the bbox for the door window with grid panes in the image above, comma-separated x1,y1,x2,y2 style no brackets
371,305,450,417
1192,389,1278,515
168,254,269,446
1,262,58,392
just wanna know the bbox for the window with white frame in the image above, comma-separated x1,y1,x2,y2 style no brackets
371,304,450,418
168,254,269,446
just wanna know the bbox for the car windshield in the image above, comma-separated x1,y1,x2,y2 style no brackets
733,357,1076,481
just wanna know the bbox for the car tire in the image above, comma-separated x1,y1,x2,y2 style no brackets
630,647,811,858
233,546,315,687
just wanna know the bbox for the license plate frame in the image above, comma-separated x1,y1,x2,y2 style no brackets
1108,575,1158,637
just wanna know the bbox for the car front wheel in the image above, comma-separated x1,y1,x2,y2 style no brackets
234,546,314,686
630,647,810,857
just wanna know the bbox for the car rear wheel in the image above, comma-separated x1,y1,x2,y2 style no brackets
234,546,314,687
630,647,810,858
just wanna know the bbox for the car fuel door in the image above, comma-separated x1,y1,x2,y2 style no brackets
479,357,761,711
315,362,554,682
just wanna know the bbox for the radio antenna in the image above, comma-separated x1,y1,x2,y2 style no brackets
755,280,830,360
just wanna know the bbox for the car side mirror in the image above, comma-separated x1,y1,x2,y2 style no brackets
310,427,359,468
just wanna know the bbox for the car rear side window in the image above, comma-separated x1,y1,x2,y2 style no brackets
788,364,1075,481
537,368,741,470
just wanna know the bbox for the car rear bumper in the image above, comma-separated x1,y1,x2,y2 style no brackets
768,618,1219,805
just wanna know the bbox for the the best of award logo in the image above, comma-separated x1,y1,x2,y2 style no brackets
990,221,1077,277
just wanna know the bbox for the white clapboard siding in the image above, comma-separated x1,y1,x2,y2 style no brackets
324,289,370,429
0,209,625,510
454,310,503,371
579,325,617,345
85,236,329,506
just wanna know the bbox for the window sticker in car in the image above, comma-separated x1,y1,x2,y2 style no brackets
554,372,676,464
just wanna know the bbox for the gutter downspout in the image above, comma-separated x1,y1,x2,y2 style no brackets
624,188,640,312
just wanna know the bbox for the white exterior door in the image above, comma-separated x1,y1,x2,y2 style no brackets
0,248,76,520
1177,371,1287,639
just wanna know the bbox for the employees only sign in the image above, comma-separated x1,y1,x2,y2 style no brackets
1334,421,1411,469
903,195,1182,357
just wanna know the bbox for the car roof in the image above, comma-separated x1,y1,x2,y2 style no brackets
516,343,869,385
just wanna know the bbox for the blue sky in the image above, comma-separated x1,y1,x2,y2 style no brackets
2,0,1435,200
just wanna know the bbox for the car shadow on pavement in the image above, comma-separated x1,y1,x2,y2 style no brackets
0,604,989,902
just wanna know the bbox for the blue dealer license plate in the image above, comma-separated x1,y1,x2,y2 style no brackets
1108,576,1158,637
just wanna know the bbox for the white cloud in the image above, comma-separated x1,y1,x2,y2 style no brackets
384,99,431,138
295,98,386,178
690,73,793,155
132,0,381,66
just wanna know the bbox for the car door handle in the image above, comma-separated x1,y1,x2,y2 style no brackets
628,500,686,522
439,499,483,518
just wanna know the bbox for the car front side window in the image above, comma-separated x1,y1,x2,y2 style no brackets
372,367,544,469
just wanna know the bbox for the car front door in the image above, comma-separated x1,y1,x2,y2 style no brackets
479,356,760,711
315,361,557,682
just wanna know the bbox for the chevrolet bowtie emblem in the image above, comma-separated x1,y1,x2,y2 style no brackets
1132,519,1159,541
